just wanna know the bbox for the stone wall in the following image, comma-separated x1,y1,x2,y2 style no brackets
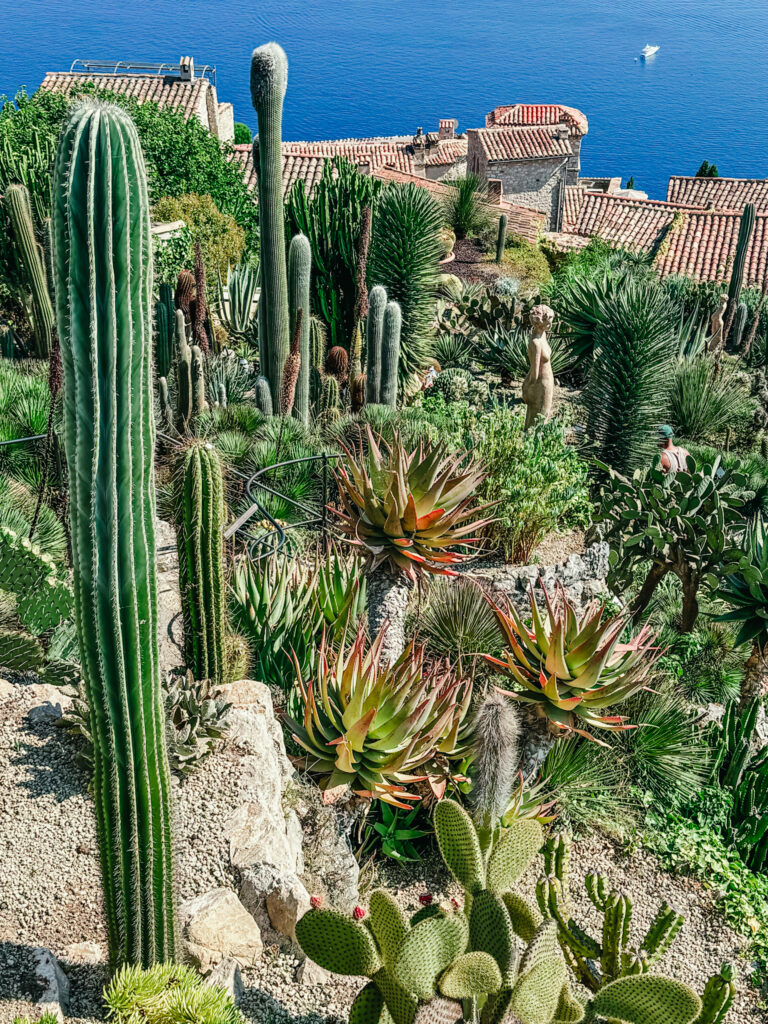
486,156,567,228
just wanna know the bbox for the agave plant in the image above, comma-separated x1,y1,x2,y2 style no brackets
284,626,472,806
334,428,492,579
312,545,367,634
716,517,768,701
215,262,258,341
486,584,658,741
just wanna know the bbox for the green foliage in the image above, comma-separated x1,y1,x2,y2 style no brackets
0,357,51,489
152,193,245,280
233,121,252,144
287,157,381,351
538,737,636,835
584,277,676,474
668,358,753,445
716,517,768,648
478,406,590,564
432,331,474,370
594,456,747,632
361,800,431,862
0,523,74,633
696,161,719,178
419,577,504,666
591,975,701,1024
104,962,243,1023
3,182,54,356
53,102,175,966
497,233,552,294
216,263,258,342
0,473,66,559
369,182,444,382
442,174,493,240
12,1015,60,1024
479,323,572,383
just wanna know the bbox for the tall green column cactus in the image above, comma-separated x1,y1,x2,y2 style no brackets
365,285,387,405
289,232,312,424
51,103,175,966
251,43,290,410
725,203,756,340
380,300,402,407
175,440,226,687
155,282,176,379
4,182,54,356
496,213,507,264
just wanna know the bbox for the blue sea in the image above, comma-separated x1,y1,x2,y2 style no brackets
3,0,768,199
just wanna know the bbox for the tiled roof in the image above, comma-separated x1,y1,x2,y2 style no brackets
374,167,546,243
666,176,768,213
471,126,572,163
655,211,768,287
562,185,590,232
40,71,210,120
486,104,588,136
228,145,332,196
573,192,701,251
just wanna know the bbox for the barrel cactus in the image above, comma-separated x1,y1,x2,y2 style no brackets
52,102,175,965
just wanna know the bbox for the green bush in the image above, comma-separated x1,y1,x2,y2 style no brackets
233,121,252,144
442,173,493,239
497,233,551,293
152,193,245,279
668,357,754,445
478,405,590,563
104,962,243,1024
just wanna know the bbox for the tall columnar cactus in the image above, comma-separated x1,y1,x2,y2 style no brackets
4,182,54,356
365,285,387,405
724,204,756,340
289,232,312,423
51,103,175,966
254,374,274,416
732,301,749,351
320,374,341,423
161,310,207,434
380,300,402,407
251,43,290,409
496,213,508,264
155,282,176,379
175,440,227,687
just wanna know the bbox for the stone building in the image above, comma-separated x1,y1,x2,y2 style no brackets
40,57,234,142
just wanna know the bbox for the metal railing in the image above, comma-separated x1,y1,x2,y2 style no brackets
68,59,217,86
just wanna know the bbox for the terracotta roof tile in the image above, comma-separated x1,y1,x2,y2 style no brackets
655,211,768,287
40,71,210,120
486,104,588,136
666,176,768,213
472,126,572,162
573,192,701,251
562,185,590,232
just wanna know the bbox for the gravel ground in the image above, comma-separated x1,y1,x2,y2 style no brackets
0,677,762,1023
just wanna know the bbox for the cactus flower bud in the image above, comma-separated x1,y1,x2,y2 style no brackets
310,895,322,909
353,906,366,920
419,893,433,906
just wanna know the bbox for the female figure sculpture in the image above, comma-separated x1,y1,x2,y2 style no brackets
522,303,555,428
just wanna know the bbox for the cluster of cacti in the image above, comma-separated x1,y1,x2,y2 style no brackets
3,182,54,357
486,582,658,737
724,204,756,341
174,440,227,687
535,834,684,992
495,213,507,264
285,625,471,805
52,102,175,966
334,428,491,579
103,962,243,1024
158,310,208,434
364,285,402,408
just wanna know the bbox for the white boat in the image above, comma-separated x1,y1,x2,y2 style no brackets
641,44,660,58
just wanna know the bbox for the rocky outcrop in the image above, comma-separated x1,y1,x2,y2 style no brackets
33,947,70,1022
473,542,610,612
178,888,263,972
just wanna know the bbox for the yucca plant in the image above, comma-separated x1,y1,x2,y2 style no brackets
334,427,492,579
420,576,504,668
716,517,768,701
486,584,658,741
284,625,472,806
668,357,753,444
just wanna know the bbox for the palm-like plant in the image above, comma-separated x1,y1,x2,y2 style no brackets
486,584,658,741
334,428,492,579
668,357,753,444
284,625,471,806
369,182,444,382
716,518,768,701
584,278,676,475
442,173,492,239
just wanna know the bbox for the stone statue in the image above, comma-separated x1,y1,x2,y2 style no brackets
707,294,728,353
522,304,555,428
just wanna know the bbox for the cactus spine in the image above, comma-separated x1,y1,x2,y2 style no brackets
175,441,227,687
250,43,290,409
288,232,312,423
496,213,507,264
52,103,175,966
365,285,387,405
380,300,402,407
4,182,54,357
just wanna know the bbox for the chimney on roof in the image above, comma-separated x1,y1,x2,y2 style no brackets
179,56,195,80
439,118,457,141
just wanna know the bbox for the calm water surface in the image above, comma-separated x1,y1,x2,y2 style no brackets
3,0,768,198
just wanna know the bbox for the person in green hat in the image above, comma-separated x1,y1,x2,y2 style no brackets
657,424,690,473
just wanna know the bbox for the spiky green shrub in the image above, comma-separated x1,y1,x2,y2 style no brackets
487,583,658,739
716,517,768,700
104,962,243,1023
595,456,746,632
420,577,504,667
52,102,175,966
584,277,676,474
479,323,573,383
215,262,258,341
286,626,471,805
442,173,492,240
668,357,753,444
369,182,444,382
312,546,367,634
431,331,473,370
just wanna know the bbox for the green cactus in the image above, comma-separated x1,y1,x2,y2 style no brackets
486,819,544,895
590,974,701,1024
155,282,176,379
296,907,381,976
469,889,516,981
496,213,507,264
0,524,74,633
724,204,756,341
320,373,341,422
365,285,388,405
52,103,175,965
250,43,291,409
254,374,274,416
433,799,486,894
175,440,227,687
369,890,410,967
289,232,312,424
4,182,54,357
732,301,749,350
380,300,402,407
503,892,542,945
439,952,502,1000
693,965,736,1024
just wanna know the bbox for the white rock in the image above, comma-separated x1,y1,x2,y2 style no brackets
178,888,263,972
266,874,311,943
225,800,303,876
0,677,14,701
33,947,70,1021
206,957,244,1004
296,956,331,985
61,941,103,965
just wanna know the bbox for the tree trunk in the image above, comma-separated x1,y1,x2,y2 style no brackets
630,562,668,624
741,640,768,704
367,566,412,665
679,569,700,633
